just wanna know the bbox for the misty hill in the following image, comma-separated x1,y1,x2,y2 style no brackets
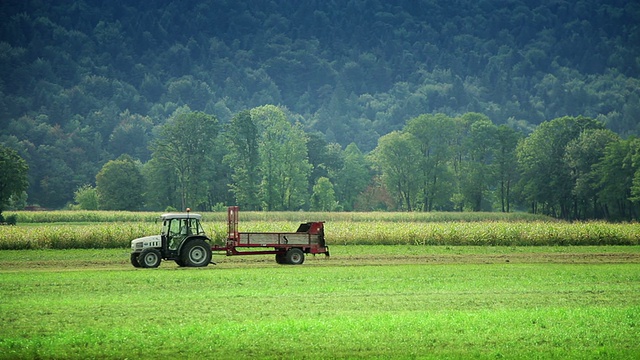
1,0,639,208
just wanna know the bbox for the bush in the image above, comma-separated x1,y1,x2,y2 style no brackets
0,213,16,225
5,214,17,225
74,185,99,210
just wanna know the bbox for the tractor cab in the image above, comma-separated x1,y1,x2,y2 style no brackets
162,213,205,253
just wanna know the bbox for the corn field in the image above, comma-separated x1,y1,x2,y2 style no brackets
328,221,640,246
0,213,638,249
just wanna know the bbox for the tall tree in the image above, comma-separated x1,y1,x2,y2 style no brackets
150,109,219,210
142,157,180,211
96,155,144,210
372,131,421,211
203,131,233,210
0,144,29,215
594,137,640,220
251,105,311,210
335,143,370,211
108,111,154,161
460,115,498,211
631,140,640,207
224,110,260,210
404,114,456,211
517,116,603,219
306,134,344,198
311,176,337,211
494,125,521,212
564,129,619,219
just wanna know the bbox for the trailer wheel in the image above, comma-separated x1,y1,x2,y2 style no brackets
130,253,142,268
275,253,286,264
181,239,211,267
285,248,305,265
139,249,162,268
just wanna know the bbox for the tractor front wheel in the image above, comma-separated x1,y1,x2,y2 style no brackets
138,249,162,268
181,239,212,267
130,253,142,268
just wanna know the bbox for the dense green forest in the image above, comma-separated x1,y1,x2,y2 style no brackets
0,0,639,219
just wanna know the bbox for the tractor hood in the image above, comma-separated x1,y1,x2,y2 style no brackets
131,235,162,252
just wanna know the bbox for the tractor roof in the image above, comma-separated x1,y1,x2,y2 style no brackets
161,213,202,220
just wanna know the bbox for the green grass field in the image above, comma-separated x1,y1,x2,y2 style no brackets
1,211,638,358
1,246,639,359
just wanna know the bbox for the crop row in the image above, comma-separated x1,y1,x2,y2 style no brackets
0,221,638,250
6,210,555,224
331,221,640,246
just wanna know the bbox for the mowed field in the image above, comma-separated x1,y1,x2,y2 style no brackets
1,212,639,359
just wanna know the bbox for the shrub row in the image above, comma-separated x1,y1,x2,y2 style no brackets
6,210,556,224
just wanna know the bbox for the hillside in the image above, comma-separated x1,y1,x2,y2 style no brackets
1,0,639,208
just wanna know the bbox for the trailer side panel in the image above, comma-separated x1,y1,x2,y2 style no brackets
238,233,321,246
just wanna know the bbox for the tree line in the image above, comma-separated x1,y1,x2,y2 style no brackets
375,113,640,220
69,105,368,213
1,0,639,217
43,106,637,221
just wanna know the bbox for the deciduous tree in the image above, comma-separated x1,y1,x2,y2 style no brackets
96,155,144,210
150,109,220,210
0,144,29,215
517,116,603,219
494,125,521,212
564,129,619,219
372,131,421,211
73,184,98,210
335,143,370,211
594,137,640,220
224,110,261,210
460,115,498,211
404,113,456,211
251,105,311,210
311,177,337,211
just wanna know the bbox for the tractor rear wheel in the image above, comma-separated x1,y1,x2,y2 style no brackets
285,248,305,265
181,239,212,267
174,258,186,267
138,249,162,268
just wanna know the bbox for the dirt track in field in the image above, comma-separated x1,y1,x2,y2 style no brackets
1,251,639,272
333,252,640,265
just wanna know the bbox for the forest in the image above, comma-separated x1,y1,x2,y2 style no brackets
0,0,639,220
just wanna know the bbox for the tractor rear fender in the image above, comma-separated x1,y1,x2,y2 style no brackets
177,235,211,255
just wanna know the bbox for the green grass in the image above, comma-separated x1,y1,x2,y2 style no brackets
1,247,639,359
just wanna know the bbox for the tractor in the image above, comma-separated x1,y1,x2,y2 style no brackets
130,210,211,268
